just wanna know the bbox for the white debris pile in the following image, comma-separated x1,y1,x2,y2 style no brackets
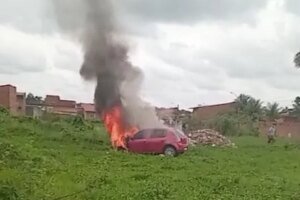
188,129,235,147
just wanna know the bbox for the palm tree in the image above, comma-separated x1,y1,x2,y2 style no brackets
292,96,300,117
264,102,281,120
234,94,263,120
294,52,300,68
235,94,251,113
245,98,263,120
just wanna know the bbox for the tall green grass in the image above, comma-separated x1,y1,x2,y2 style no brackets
1,113,300,199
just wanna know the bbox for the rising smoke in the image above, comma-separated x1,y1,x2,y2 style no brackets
295,52,300,68
53,0,162,129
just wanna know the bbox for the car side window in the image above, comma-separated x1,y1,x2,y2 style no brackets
133,130,148,140
150,129,167,138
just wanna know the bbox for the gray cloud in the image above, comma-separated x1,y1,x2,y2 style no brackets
0,0,299,108
138,1,300,103
0,70,95,103
118,0,269,25
0,55,46,74
285,0,300,16
1,0,299,37
0,0,55,34
0,26,47,74
52,41,83,72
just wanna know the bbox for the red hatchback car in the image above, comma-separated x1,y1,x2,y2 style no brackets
126,128,189,156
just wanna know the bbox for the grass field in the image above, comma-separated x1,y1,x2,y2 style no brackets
1,113,300,200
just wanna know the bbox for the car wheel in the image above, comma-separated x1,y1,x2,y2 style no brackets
164,146,177,156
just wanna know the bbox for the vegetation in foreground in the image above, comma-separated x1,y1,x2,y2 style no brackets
1,112,300,200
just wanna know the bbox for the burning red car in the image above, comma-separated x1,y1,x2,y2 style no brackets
125,128,189,156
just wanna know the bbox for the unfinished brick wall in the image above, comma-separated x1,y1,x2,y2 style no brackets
16,93,26,115
0,85,17,113
44,95,60,105
260,117,300,138
156,107,178,120
192,102,236,121
44,95,78,116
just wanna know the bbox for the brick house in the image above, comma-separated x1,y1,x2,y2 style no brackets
44,95,78,116
155,106,191,130
155,106,179,125
77,103,97,120
0,84,25,115
191,102,236,121
0,84,17,113
25,97,44,119
16,92,26,115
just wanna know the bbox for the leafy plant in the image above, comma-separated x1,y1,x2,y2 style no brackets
26,93,43,105
264,102,281,120
292,96,300,118
0,106,9,116
235,94,263,120
0,181,18,200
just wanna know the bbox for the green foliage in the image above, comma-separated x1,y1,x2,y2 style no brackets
0,106,9,116
209,114,238,136
235,94,263,120
1,114,300,199
26,93,43,105
205,113,260,136
0,181,19,200
292,96,300,117
264,102,281,120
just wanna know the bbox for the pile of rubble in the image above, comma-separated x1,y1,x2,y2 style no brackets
188,129,235,147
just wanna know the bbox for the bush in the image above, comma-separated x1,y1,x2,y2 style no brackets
0,181,19,200
188,113,261,136
213,115,238,136
0,142,22,161
0,106,9,116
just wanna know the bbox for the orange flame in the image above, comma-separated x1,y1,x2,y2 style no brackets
102,105,138,148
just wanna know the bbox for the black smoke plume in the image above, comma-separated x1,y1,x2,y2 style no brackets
53,0,162,128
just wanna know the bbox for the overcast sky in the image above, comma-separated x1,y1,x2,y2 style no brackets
0,0,299,109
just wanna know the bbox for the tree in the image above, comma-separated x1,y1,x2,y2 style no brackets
235,94,251,112
245,98,263,120
26,93,43,105
292,96,300,117
294,52,300,68
264,102,281,120
235,94,263,120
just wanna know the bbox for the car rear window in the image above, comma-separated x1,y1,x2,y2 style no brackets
150,129,167,138
133,130,149,139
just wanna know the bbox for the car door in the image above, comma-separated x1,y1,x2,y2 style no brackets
127,130,149,153
145,129,167,153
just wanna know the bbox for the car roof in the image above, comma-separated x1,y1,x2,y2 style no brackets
137,127,173,132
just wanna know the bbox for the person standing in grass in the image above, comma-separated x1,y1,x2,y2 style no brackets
267,123,277,144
